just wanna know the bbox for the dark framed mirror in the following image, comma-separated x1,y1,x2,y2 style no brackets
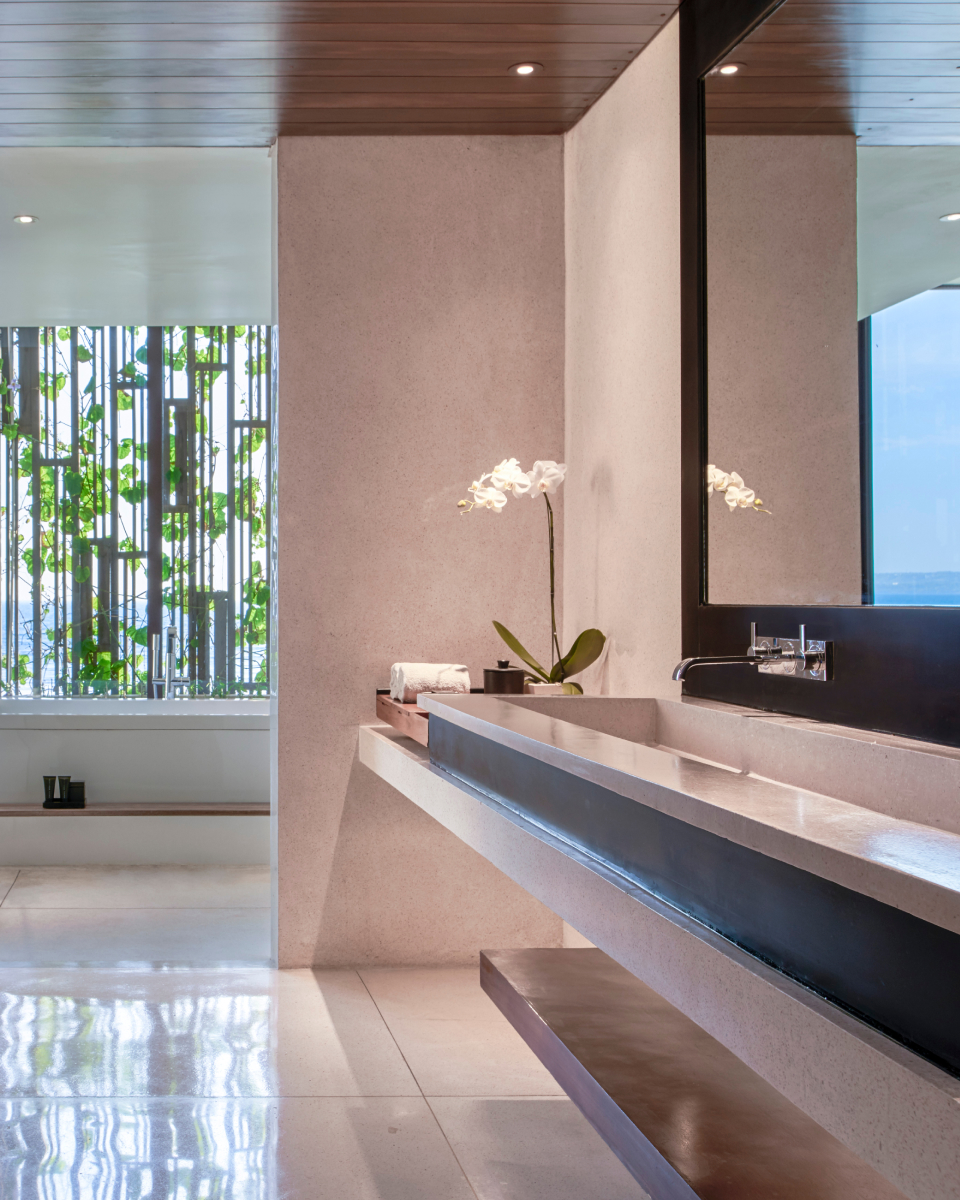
680,0,960,745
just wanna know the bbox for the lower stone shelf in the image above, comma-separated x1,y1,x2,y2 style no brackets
482,947,908,1200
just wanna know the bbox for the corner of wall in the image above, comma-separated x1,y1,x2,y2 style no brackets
562,16,682,699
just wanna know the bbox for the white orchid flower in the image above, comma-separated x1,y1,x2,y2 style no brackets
467,473,491,495
490,458,532,495
527,460,566,496
706,464,730,496
707,464,771,514
472,485,508,512
724,485,756,509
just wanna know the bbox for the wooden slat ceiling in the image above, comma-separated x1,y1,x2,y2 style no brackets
705,0,960,143
0,1,679,145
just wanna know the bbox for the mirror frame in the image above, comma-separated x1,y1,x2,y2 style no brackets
679,0,960,747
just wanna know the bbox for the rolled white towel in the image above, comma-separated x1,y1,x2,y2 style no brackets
390,662,470,704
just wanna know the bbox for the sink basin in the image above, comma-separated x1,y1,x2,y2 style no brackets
509,694,960,836
419,691,960,1077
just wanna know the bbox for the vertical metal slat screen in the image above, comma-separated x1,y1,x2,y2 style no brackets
0,325,272,698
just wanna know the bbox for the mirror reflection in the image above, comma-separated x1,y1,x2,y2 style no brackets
704,2,960,606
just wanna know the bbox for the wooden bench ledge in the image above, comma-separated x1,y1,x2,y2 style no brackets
481,948,907,1200
0,804,269,816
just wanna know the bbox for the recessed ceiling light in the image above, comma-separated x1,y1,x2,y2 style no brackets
718,63,742,75
942,213,960,222
508,62,543,76
12,214,37,224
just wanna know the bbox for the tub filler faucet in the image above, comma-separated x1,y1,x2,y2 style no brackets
151,626,191,699
673,623,832,683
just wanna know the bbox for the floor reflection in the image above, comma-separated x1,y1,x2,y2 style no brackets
0,1098,276,1199
0,986,272,1098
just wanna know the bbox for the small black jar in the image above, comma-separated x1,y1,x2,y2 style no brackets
483,660,525,694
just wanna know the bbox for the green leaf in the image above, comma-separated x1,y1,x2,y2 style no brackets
87,404,104,424
562,681,584,695
117,391,133,411
550,628,606,683
75,345,92,362
492,621,549,682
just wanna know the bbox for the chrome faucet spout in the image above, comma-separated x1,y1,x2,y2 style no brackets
672,655,763,681
672,623,832,684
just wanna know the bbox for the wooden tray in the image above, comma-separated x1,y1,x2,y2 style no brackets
376,692,429,747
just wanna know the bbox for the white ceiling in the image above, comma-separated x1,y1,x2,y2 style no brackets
0,148,273,326
858,146,960,319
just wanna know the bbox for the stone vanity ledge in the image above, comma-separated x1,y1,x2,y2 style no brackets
359,723,960,1200
418,693,960,937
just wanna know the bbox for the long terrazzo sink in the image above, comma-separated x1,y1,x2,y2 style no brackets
418,693,960,1077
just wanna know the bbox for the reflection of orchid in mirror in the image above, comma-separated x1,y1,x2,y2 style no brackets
707,464,772,515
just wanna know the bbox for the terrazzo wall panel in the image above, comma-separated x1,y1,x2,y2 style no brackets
563,18,683,698
276,136,565,967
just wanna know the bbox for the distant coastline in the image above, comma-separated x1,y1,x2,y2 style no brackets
874,572,960,606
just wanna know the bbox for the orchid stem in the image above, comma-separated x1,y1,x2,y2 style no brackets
545,495,562,679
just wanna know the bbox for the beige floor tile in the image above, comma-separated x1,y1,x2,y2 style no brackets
0,868,19,905
429,1097,651,1200
2,864,270,909
0,906,270,966
360,967,564,1097
0,967,418,1098
0,1097,475,1199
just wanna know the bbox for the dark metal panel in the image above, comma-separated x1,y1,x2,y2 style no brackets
146,326,164,695
858,317,874,606
432,716,960,1075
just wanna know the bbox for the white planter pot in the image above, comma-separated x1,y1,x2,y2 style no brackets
524,682,565,695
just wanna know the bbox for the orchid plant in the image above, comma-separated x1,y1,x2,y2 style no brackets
459,458,605,694
707,464,772,515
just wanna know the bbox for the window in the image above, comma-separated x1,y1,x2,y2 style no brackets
0,326,273,697
867,288,960,605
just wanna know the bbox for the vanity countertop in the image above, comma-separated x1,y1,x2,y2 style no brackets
419,693,960,936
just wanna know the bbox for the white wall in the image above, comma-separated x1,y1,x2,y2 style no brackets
0,701,269,807
563,18,682,697
0,148,272,325
0,700,270,864
0,816,268,866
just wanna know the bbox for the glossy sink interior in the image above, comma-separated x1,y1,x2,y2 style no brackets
508,694,960,836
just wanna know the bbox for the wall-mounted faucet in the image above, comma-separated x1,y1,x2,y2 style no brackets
672,623,832,683
151,627,191,699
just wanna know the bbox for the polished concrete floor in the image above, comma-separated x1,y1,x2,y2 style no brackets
0,868,649,1198
0,865,271,966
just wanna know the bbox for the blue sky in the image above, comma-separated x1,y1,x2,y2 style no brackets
871,287,960,575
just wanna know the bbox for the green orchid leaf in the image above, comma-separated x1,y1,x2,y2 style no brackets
492,621,549,681
553,628,606,681
562,680,584,695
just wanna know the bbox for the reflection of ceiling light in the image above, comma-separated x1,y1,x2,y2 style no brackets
508,62,543,76
12,214,37,224
719,63,741,75
941,213,960,222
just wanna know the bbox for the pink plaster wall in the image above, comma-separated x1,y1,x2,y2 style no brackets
706,135,861,606
563,18,682,697
276,136,565,967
